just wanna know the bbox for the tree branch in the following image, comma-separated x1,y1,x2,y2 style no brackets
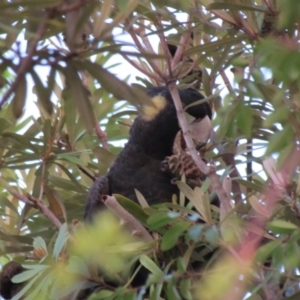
123,55,163,83
102,195,153,242
56,0,91,13
168,82,231,211
7,189,62,229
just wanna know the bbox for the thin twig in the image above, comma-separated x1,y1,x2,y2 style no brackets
263,0,275,13
27,194,62,229
247,138,253,188
155,14,173,77
176,59,197,79
222,153,243,205
94,118,109,150
168,83,231,209
139,28,158,60
78,166,95,181
8,189,62,229
123,55,163,83
221,177,232,219
219,69,234,94
38,161,47,201
56,0,91,13
210,9,257,39
125,20,166,80
171,25,192,70
39,126,55,200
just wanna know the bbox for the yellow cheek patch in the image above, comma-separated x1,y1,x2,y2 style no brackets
142,95,167,121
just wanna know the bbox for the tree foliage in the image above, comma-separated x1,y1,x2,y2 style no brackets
1,0,300,299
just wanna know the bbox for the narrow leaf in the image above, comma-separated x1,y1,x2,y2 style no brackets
53,223,69,260
140,255,163,278
63,63,94,133
12,77,27,118
161,222,190,251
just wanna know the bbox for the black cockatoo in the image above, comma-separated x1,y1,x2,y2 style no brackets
0,86,212,300
85,86,212,221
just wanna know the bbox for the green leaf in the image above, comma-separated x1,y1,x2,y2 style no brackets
187,224,204,242
0,231,33,245
194,187,213,224
1,132,39,152
24,272,52,300
45,188,67,221
179,278,193,300
177,182,211,223
207,3,266,12
184,36,246,55
166,282,181,300
265,125,294,156
33,237,47,253
11,266,48,300
56,153,88,166
48,175,85,193
123,291,137,300
278,0,300,29
12,264,49,283
76,60,152,107
235,179,264,192
53,223,69,260
267,220,298,234
67,256,90,278
53,161,88,188
12,76,27,118
161,221,190,251
42,119,51,154
176,257,187,274
63,62,94,133
30,68,53,115
236,103,253,138
62,86,78,144
256,83,279,101
0,195,19,214
140,255,164,278
114,194,149,225
0,117,12,133
256,240,282,263
93,147,116,166
147,211,177,231
264,104,290,128
87,290,114,300
204,226,219,245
